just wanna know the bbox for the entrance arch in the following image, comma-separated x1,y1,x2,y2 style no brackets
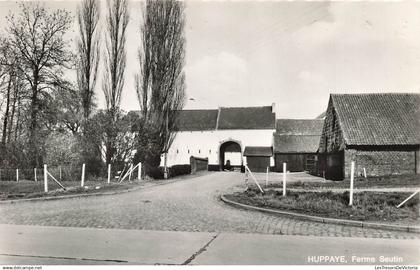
219,140,242,171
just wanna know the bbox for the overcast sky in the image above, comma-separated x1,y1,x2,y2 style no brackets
1,0,419,119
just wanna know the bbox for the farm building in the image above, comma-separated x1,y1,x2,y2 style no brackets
273,119,324,173
159,105,276,172
318,93,420,180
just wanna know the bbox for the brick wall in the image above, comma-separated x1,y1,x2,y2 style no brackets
318,98,345,153
344,149,416,178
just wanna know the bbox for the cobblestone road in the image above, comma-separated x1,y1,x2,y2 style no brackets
0,172,418,239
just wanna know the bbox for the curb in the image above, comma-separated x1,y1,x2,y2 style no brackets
220,195,420,234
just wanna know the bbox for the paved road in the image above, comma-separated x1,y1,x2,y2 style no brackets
0,172,418,239
1,224,418,265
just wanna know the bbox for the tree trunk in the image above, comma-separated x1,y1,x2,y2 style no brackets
7,76,18,143
1,75,12,146
29,75,40,167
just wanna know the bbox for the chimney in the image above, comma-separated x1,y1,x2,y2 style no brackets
271,102,276,113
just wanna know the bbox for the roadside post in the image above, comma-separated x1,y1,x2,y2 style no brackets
107,164,111,184
34,168,37,182
266,167,269,188
16,169,19,182
138,162,141,180
283,163,287,196
128,164,133,182
363,167,367,179
44,164,48,192
81,163,85,187
349,161,355,206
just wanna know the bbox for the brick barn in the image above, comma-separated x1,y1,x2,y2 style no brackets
318,93,420,180
273,119,323,173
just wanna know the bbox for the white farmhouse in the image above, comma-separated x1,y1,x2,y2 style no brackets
161,105,276,172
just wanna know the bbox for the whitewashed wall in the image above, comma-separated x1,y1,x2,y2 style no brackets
160,129,275,167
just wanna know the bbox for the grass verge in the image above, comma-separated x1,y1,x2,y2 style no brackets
269,174,420,190
224,188,419,224
0,180,140,200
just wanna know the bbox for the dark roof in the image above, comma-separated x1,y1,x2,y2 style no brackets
175,110,218,131
217,106,275,130
331,93,420,146
274,135,321,153
276,119,324,135
244,146,273,157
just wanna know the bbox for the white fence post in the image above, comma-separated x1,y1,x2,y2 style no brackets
81,163,85,187
363,167,367,179
34,168,37,182
16,169,19,182
44,164,48,192
59,166,62,181
107,164,111,184
138,162,141,180
128,164,133,182
349,161,355,206
283,163,287,196
265,167,269,188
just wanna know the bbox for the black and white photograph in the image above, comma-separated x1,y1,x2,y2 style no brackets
0,0,419,268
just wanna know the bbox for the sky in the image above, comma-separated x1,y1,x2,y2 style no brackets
1,0,419,119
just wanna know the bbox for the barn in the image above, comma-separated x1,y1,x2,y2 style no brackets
273,119,323,173
160,105,276,171
318,93,420,180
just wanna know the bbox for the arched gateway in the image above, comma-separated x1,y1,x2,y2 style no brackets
219,140,242,171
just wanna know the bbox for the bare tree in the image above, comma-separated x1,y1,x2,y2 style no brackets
76,0,100,120
6,3,73,167
102,0,129,165
135,0,186,177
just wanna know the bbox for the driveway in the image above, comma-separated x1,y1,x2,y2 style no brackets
0,172,418,239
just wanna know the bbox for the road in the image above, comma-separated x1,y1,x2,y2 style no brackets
0,224,418,265
0,172,418,239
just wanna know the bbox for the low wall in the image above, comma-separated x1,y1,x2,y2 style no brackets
190,156,209,174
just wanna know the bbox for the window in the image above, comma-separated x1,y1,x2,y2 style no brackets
209,149,211,154
176,149,179,154
188,149,190,154
199,149,201,154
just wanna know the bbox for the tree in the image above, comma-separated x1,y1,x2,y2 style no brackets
102,0,129,165
76,0,100,120
135,0,186,176
6,3,73,167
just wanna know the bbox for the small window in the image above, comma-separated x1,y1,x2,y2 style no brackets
199,149,201,154
209,149,211,154
188,149,190,154
176,149,179,154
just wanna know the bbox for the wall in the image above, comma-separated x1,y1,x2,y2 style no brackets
160,129,275,167
344,149,417,178
318,98,345,153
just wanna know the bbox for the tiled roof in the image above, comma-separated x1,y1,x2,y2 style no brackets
276,119,324,135
274,135,321,153
175,110,218,131
243,146,273,157
217,106,275,130
331,93,420,146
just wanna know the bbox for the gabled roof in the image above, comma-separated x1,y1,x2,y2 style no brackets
217,106,275,130
274,135,321,153
175,110,218,131
276,119,324,135
244,146,273,157
331,93,420,146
